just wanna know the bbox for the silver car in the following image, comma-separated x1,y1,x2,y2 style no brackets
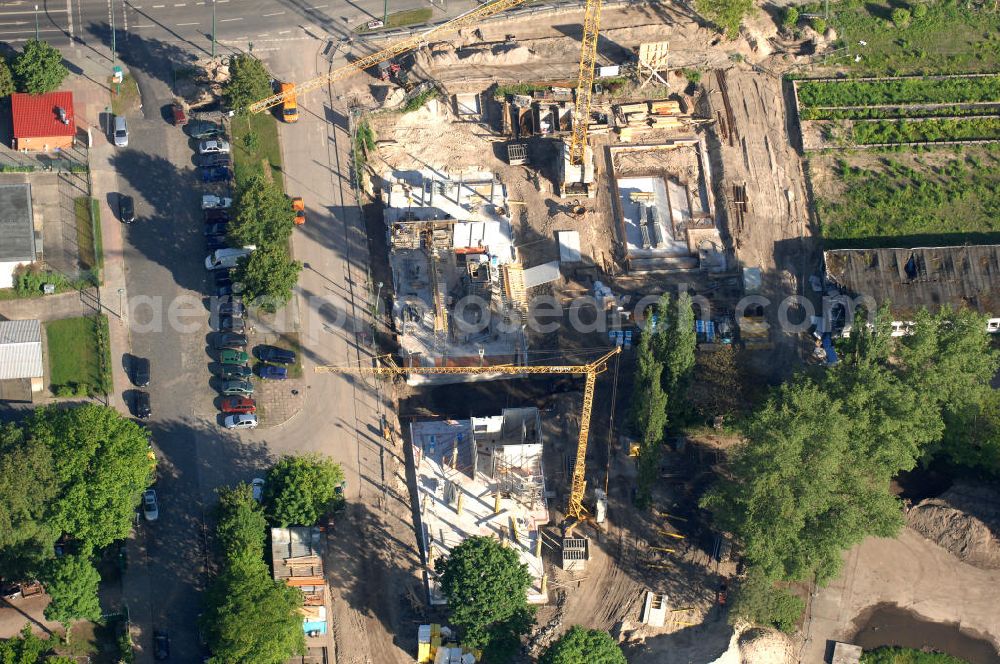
224,414,258,429
113,115,129,147
142,489,159,521
198,139,231,155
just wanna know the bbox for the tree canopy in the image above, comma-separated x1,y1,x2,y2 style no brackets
235,244,302,314
0,423,57,578
264,454,344,527
223,54,272,115
229,174,295,248
0,626,53,663
694,0,754,39
12,40,68,94
661,292,697,420
41,553,102,627
539,626,626,664
0,58,16,97
28,405,154,550
435,536,534,660
202,483,305,664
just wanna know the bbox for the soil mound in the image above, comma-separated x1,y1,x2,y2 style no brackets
907,482,1000,570
737,628,795,664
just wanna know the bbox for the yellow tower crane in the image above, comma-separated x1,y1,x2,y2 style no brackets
315,347,620,531
568,0,603,169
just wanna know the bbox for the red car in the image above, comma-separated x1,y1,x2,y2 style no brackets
171,103,188,126
221,396,256,414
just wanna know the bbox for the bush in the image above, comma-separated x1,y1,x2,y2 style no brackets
911,3,927,18
729,572,804,633
811,17,827,33
683,68,702,84
12,39,68,94
782,6,799,29
14,267,66,296
892,7,911,27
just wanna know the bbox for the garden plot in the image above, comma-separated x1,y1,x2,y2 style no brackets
794,74,1000,149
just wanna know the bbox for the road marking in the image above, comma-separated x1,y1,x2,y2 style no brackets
173,3,185,6
262,10,283,15
0,20,28,25
0,7,67,13
306,3,327,8
131,22,153,27
278,29,289,33
177,20,197,24
151,4,164,7
218,15,240,21
0,25,58,32
65,0,72,37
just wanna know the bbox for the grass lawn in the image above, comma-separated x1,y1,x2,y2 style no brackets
861,646,971,664
230,112,284,189
75,197,103,273
46,315,113,396
356,7,432,31
803,0,1000,74
110,74,142,116
812,146,1000,246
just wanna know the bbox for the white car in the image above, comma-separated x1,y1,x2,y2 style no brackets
202,195,233,210
251,478,265,502
198,139,231,155
142,489,159,521
224,414,258,430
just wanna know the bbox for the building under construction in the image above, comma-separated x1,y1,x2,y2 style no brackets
271,527,328,635
383,170,528,381
409,407,549,605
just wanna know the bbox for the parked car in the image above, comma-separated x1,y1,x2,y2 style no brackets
220,349,249,365
202,194,233,210
198,139,231,155
204,222,228,237
197,153,231,168
206,246,254,271
132,356,150,387
214,332,248,350
255,346,296,365
204,208,231,223
218,363,252,380
259,365,288,380
219,301,245,317
214,270,234,288
142,489,158,521
221,396,256,414
188,120,225,139
134,391,151,419
220,317,246,334
153,630,170,660
119,194,135,224
201,166,232,183
171,102,188,126
113,115,129,147
224,414,258,430
206,236,230,252
251,477,265,502
220,379,254,396
216,282,245,297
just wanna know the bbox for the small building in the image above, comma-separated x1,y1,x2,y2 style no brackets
0,184,37,288
270,527,327,635
0,319,44,400
11,91,76,152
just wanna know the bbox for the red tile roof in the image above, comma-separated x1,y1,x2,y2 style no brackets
11,91,75,139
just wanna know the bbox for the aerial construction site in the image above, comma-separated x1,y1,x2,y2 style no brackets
288,0,1000,661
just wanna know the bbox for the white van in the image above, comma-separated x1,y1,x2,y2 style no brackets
113,115,128,147
205,246,255,271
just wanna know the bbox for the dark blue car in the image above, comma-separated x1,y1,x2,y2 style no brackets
201,166,232,182
259,365,288,380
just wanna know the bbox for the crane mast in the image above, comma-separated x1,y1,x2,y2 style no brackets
315,347,620,525
568,0,603,167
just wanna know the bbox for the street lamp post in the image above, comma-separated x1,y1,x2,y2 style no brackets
110,0,116,63
211,0,217,58
383,0,388,26
33,5,39,40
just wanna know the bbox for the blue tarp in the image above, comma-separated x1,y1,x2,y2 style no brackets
303,621,327,635
821,334,839,366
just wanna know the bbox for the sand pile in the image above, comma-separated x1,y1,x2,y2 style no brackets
419,42,537,69
907,482,1000,570
736,628,795,664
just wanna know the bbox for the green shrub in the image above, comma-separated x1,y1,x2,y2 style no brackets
683,69,702,84
811,17,827,33
911,3,928,19
14,268,67,296
782,6,799,29
730,572,805,633
892,7,911,27
401,87,438,113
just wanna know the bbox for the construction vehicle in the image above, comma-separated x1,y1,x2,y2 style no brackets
315,347,621,567
278,82,299,123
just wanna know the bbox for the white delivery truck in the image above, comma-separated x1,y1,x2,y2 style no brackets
205,246,256,270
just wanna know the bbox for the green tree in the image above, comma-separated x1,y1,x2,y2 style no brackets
27,405,154,550
0,423,57,579
694,0,754,39
41,553,102,634
435,536,534,659
781,6,799,29
235,244,302,313
264,454,344,527
0,625,52,663
0,58,16,97
811,17,827,33
229,174,296,247
632,336,668,507
662,292,696,421
911,3,928,18
11,40,68,94
223,54,272,116
539,626,626,664
891,7,911,27
729,571,804,633
215,484,267,566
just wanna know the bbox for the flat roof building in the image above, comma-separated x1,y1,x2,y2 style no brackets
0,319,44,400
0,183,37,289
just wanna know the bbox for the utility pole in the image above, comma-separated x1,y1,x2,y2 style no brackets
110,0,116,63
33,4,38,40
211,0,217,58
383,0,388,26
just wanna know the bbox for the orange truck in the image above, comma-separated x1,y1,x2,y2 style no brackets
279,82,299,123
